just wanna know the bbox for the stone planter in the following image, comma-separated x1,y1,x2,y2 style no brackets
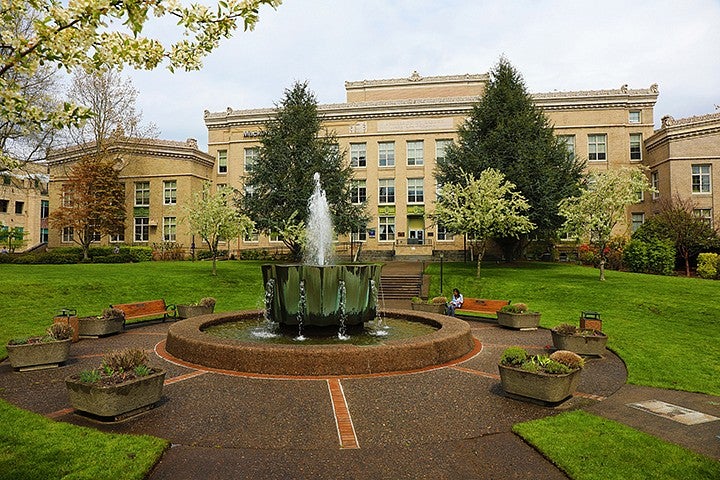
497,312,541,330
176,304,214,319
6,339,71,370
498,364,581,404
551,330,608,356
78,316,124,337
65,370,166,418
410,302,446,314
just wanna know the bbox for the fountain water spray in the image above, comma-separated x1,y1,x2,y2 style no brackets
304,172,334,266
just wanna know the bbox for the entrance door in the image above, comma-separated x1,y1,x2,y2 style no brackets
408,229,424,245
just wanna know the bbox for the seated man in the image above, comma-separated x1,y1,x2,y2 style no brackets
446,288,464,316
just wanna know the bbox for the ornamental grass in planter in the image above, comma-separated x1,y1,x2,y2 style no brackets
65,348,165,419
410,296,447,314
6,323,74,370
78,307,125,337
551,323,609,357
498,347,584,405
176,297,216,319
497,303,541,330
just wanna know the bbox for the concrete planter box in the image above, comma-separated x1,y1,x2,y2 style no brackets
176,304,214,319
497,312,541,330
551,330,608,356
78,316,124,336
65,370,166,418
498,364,581,404
6,339,71,370
410,302,446,314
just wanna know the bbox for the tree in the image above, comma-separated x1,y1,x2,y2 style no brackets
49,156,126,260
435,57,585,257
432,169,535,277
633,195,719,276
0,225,27,253
1,0,280,169
242,81,368,260
559,168,651,281
187,183,254,276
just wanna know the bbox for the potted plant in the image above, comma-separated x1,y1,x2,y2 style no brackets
410,296,447,314
65,348,165,419
551,323,608,356
6,323,74,371
176,297,216,319
497,303,541,330
78,307,125,337
498,347,584,405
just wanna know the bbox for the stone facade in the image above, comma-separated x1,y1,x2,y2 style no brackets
0,165,49,252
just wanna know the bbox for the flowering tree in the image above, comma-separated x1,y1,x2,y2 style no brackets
187,183,254,276
1,0,280,168
432,169,535,277
559,168,652,281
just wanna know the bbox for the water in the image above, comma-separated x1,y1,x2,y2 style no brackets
204,317,438,345
304,172,334,266
337,280,348,340
296,280,307,341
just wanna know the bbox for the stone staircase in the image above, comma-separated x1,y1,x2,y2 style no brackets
379,274,423,300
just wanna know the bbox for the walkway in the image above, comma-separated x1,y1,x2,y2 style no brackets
1,316,718,479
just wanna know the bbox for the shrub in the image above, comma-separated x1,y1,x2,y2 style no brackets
122,246,153,262
697,252,719,279
500,303,528,314
499,347,527,367
553,323,577,335
199,297,216,309
102,307,125,320
550,350,585,370
152,242,186,261
47,323,74,340
410,297,423,304
102,348,149,372
430,296,447,304
623,239,675,275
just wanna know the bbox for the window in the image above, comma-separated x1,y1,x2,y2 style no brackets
378,142,395,167
407,178,424,203
41,200,49,219
244,229,259,243
110,231,125,243
694,208,713,226
379,216,395,241
378,179,395,204
163,217,177,242
692,165,711,193
1,175,9,185
651,171,659,199
407,140,424,166
62,186,74,207
40,228,48,243
351,227,367,242
350,143,366,168
588,134,607,161
351,179,367,204
0,199,8,213
437,223,454,241
135,182,150,206
270,232,282,242
14,201,24,215
558,135,576,160
435,139,453,162
62,227,74,243
164,180,177,205
635,187,644,203
244,147,258,172
217,150,228,174
629,134,642,161
629,111,641,123
134,217,149,242
631,213,645,232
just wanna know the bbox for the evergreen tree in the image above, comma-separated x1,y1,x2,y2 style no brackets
436,57,584,256
243,81,368,260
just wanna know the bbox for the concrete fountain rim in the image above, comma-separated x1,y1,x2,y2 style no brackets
162,309,477,378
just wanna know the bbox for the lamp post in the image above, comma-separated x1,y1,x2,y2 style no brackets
439,253,444,295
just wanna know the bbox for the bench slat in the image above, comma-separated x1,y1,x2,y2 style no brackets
457,298,510,318
111,299,175,322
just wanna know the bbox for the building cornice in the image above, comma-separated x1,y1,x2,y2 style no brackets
344,72,489,89
645,112,720,151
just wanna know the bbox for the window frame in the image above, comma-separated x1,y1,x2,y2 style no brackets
406,140,424,166
691,164,711,194
134,217,149,243
350,143,367,168
378,216,395,242
163,180,177,205
134,181,150,207
163,216,177,242
631,212,645,233
378,142,395,167
651,171,659,199
378,179,395,204
435,139,453,161
244,147,258,173
407,178,424,204
558,135,576,160
351,179,367,204
588,134,607,162
629,110,641,123
629,133,642,161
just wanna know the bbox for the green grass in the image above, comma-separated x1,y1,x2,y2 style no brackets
0,399,168,480
513,411,720,480
428,261,720,396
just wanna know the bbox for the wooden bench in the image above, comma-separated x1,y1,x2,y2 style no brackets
110,299,177,325
456,298,510,318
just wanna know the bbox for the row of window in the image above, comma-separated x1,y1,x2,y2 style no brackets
649,165,713,200
558,133,644,162
631,208,714,233
351,178,425,204
0,200,24,214
62,217,178,244
349,139,453,168
217,148,258,174
134,181,177,206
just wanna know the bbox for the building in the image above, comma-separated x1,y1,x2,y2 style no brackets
46,138,214,252
0,165,49,252
204,72,659,258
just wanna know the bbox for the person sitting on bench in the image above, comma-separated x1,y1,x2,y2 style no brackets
446,288,464,316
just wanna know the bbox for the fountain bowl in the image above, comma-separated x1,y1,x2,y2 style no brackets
164,309,476,377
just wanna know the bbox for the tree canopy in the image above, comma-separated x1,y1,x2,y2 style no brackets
1,0,280,168
242,81,368,260
432,168,534,277
435,57,584,254
559,168,651,281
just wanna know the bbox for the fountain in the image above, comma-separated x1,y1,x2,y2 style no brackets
164,173,476,376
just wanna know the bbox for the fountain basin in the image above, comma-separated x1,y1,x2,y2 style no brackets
262,264,381,327
164,309,475,376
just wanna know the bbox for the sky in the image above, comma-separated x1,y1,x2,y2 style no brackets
127,0,720,150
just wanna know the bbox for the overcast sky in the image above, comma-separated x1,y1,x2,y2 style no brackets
127,0,720,149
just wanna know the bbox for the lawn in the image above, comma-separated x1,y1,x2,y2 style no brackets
426,261,720,397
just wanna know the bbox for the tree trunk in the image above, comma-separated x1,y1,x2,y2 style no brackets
684,254,691,277
599,257,606,281
475,240,487,278
212,255,217,276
